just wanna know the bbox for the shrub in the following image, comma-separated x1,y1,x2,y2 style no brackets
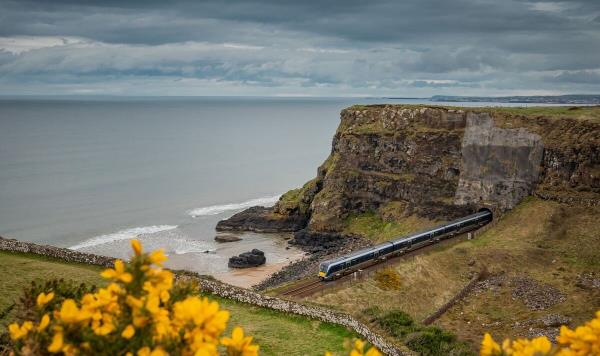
372,309,473,355
377,310,415,338
373,268,402,291
404,327,472,356
7,240,258,356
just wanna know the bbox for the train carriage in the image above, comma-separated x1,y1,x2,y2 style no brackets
318,209,492,280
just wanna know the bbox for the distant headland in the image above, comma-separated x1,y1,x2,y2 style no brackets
428,94,600,104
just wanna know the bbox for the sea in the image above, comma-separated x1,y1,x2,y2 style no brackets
0,96,565,276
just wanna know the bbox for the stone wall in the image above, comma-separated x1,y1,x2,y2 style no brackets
0,236,116,267
0,237,407,356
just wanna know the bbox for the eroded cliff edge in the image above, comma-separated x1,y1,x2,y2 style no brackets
217,105,600,245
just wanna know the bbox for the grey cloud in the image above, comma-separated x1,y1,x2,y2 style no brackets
0,0,599,95
547,70,600,84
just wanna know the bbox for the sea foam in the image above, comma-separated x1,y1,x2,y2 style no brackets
70,225,178,250
189,195,280,217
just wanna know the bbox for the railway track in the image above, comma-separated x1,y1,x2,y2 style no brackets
276,226,485,299
279,279,323,298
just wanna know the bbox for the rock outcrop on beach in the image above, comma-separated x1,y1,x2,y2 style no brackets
217,105,600,246
214,234,242,243
228,249,266,268
216,206,307,233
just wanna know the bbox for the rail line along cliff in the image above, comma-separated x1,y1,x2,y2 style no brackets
217,105,600,247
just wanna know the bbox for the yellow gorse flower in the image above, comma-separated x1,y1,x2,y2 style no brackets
37,314,50,331
481,310,600,356
37,291,55,307
101,259,133,283
556,310,600,355
336,339,381,356
131,239,143,256
58,299,87,324
47,329,64,353
149,249,168,266
122,324,136,339
221,326,259,356
481,333,502,356
8,321,33,340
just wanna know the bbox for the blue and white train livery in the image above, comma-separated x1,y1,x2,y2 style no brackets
318,209,493,280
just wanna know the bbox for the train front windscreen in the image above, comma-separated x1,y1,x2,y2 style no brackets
318,264,327,278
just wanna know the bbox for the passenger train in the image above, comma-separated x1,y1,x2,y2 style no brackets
318,209,493,280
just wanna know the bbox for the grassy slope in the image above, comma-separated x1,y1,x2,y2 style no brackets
0,251,355,356
343,210,435,244
309,197,600,349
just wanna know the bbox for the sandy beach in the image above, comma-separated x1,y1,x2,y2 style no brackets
213,256,303,288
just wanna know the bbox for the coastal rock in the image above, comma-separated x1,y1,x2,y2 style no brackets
215,105,600,244
216,206,307,233
228,249,266,268
290,229,351,253
214,234,242,243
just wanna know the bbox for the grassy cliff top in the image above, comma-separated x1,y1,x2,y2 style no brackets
348,104,600,122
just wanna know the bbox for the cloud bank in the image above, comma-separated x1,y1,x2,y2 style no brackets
0,0,599,96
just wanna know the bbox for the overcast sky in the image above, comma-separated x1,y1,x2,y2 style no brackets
0,0,599,96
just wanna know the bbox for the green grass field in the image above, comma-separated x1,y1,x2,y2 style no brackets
0,250,356,355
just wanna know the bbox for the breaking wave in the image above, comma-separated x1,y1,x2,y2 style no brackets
188,195,280,217
70,225,178,250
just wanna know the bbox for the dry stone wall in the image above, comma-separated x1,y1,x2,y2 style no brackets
0,237,407,356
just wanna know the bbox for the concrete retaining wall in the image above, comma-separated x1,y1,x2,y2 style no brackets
0,237,407,356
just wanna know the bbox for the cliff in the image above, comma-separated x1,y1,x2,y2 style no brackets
217,105,600,242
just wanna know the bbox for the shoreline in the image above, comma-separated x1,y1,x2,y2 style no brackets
213,255,304,288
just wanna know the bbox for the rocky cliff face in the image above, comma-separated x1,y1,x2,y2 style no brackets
218,105,600,241
455,112,544,211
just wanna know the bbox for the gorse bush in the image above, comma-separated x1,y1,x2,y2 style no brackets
8,240,257,356
16,279,99,323
373,268,402,291
325,339,380,356
480,310,600,356
7,240,381,356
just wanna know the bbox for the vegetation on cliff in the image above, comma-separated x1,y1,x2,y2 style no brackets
343,209,434,243
309,197,600,351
